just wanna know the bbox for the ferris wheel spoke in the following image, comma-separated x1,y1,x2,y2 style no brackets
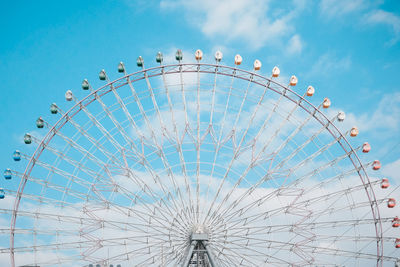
212,238,295,266
220,188,375,235
29,138,122,197
160,68,184,156
211,243,261,266
16,157,179,226
248,91,286,161
127,86,192,219
217,217,393,238
0,208,178,237
64,112,123,166
235,197,387,238
226,185,382,227
17,255,84,267
201,62,221,145
86,89,192,222
107,76,192,224
6,233,170,257
208,97,308,221
177,64,197,220
119,150,193,227
152,65,197,225
0,228,78,236
215,148,358,225
201,68,236,223
142,69,175,143
87,236,186,266
206,87,289,225
256,101,317,167
28,129,119,172
22,148,140,208
11,171,93,202
204,75,271,225
76,96,138,161
215,234,397,263
252,91,303,165
213,247,257,266
213,227,391,246
10,182,181,233
270,120,343,174
268,196,383,262
160,68,200,225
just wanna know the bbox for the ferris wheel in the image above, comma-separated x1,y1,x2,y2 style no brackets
0,49,399,267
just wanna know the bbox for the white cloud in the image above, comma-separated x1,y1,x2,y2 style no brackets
319,0,366,18
287,34,303,55
381,158,400,182
160,0,306,50
365,9,400,45
309,52,351,77
339,92,400,135
318,1,400,45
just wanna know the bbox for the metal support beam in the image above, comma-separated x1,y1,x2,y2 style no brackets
204,242,217,267
182,233,218,267
182,240,197,267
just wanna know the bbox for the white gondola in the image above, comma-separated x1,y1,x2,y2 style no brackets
65,90,73,101
306,86,315,96
289,75,298,86
234,54,242,65
337,111,346,122
215,51,223,62
322,98,331,108
253,59,261,70
195,50,203,61
272,66,280,77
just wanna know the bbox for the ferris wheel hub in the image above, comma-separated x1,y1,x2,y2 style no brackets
191,232,209,241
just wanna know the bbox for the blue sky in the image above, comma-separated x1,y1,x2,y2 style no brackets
0,1,400,265
1,0,399,178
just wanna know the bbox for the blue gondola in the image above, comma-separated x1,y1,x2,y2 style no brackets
136,56,144,67
118,62,125,73
4,169,11,180
36,117,44,128
99,70,106,80
13,150,21,161
50,103,58,114
82,79,89,90
24,133,32,144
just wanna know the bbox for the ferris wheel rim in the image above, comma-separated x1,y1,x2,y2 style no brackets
8,62,384,266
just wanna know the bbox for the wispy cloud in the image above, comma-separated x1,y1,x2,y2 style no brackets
328,92,400,136
160,0,306,50
382,158,400,182
286,34,303,55
318,0,400,45
364,9,400,45
309,52,351,77
319,0,366,18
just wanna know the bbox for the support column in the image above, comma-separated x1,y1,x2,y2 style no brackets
204,242,217,267
182,240,197,267
182,233,218,267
